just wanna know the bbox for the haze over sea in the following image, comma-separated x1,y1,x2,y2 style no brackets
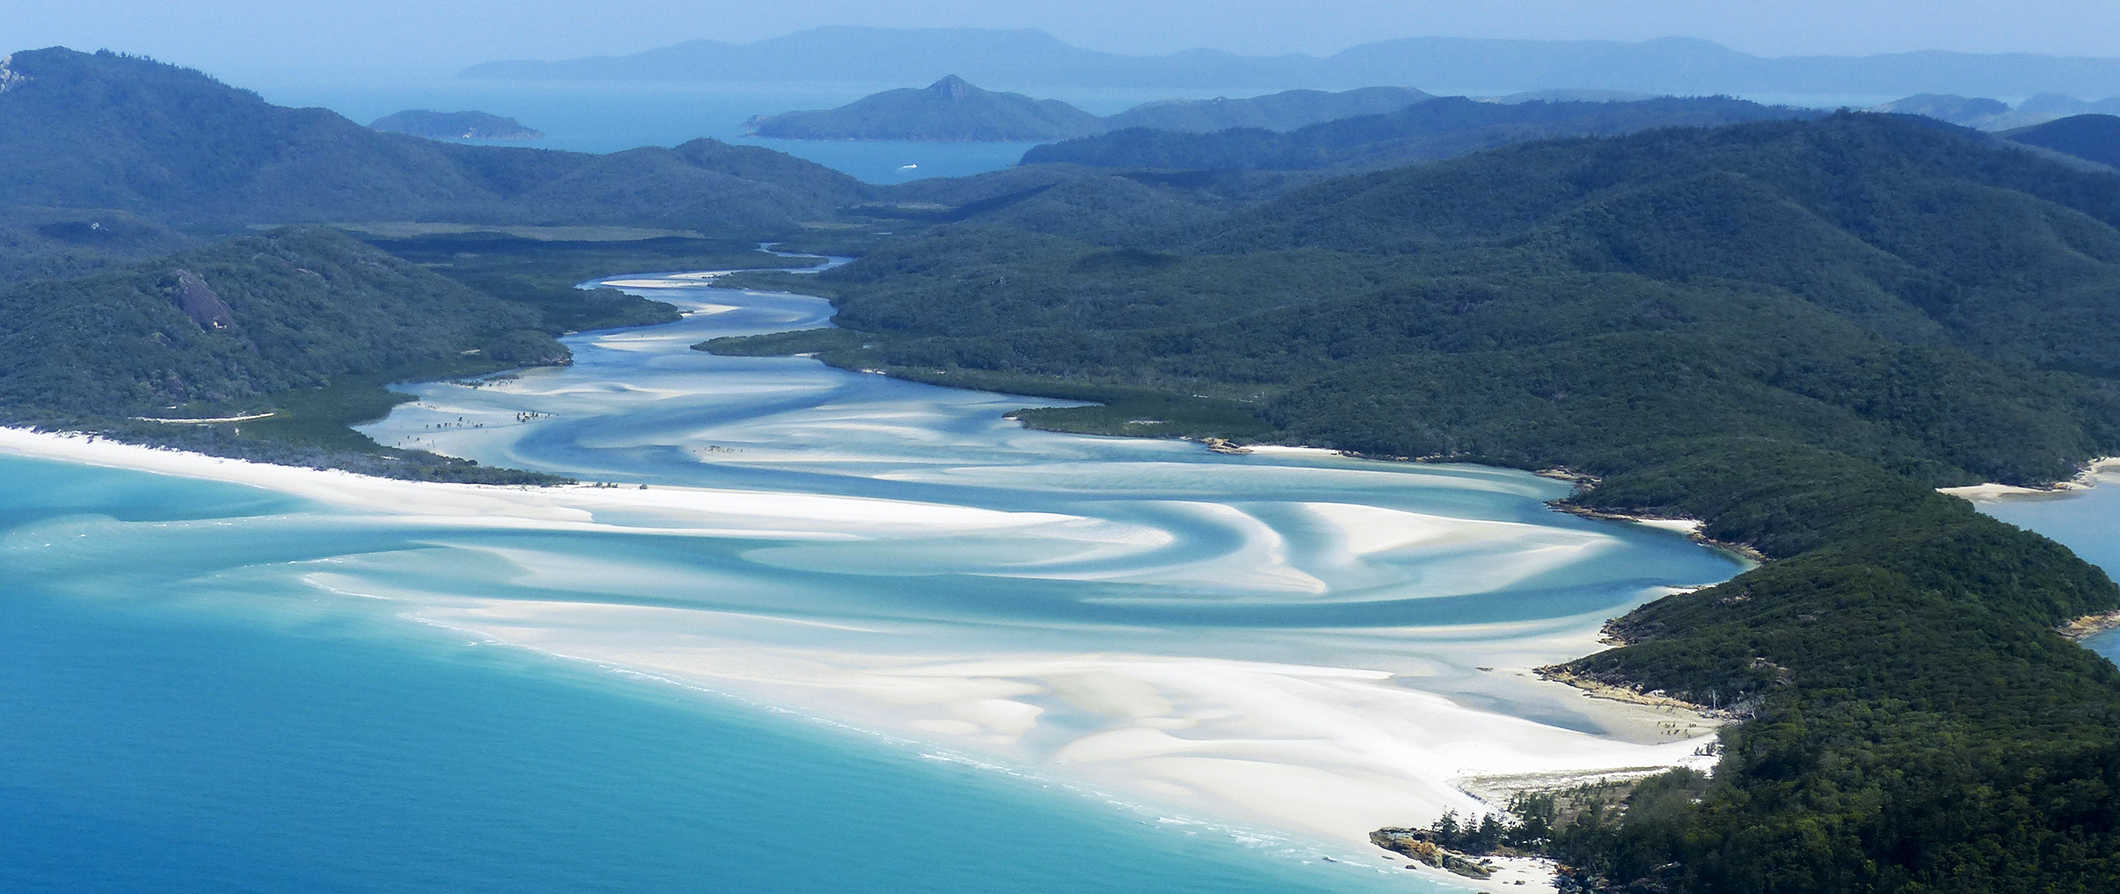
256,78,1899,184
0,255,1748,891
257,80,1260,183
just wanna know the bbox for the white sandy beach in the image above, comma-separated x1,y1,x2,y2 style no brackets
1939,457,2120,502
0,422,1725,892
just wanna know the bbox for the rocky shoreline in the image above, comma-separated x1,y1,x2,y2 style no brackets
1547,502,1768,563
1369,828,1501,880
2060,610,2120,641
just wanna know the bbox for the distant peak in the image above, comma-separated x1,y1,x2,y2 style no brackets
928,75,975,99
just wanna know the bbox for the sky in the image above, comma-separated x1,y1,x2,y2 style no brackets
11,0,2120,81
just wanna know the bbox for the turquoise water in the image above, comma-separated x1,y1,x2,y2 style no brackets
0,259,1747,892
1974,475,2120,664
0,461,1422,893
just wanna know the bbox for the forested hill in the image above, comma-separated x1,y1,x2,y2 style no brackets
0,48,870,230
0,228,558,416
1020,95,1821,170
791,113,2120,482
713,113,2120,890
2007,114,2120,168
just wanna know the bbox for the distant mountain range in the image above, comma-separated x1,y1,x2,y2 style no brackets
745,76,1434,141
370,109,542,140
465,26,2120,96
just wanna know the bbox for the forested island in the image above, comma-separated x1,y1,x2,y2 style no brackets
7,44,2120,893
370,109,543,140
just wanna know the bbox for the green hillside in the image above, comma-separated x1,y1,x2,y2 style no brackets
0,48,870,231
712,114,2120,891
0,48,877,478
0,227,590,480
2007,113,2120,168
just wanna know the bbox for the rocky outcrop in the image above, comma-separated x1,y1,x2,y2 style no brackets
162,268,234,330
2060,610,2120,641
1370,828,1497,880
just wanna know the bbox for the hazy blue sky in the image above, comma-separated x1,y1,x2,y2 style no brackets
14,0,2120,79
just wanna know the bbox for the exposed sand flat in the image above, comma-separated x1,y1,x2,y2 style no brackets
0,429,1147,542
400,597,1719,856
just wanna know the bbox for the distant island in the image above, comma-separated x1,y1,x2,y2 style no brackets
466,25,2120,97
370,109,543,141
746,76,1103,141
746,76,1433,142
